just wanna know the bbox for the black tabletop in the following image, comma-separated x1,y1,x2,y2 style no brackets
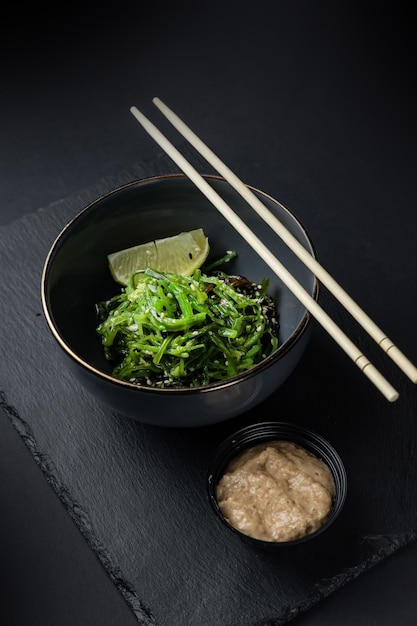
2,2,417,624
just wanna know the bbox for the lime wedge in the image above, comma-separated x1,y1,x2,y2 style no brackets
108,228,209,285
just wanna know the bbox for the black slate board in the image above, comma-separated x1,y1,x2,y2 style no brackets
1,149,417,626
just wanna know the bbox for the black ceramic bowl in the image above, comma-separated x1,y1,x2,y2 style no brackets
208,421,347,546
41,174,318,427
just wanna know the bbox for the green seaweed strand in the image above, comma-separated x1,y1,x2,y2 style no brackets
95,266,279,388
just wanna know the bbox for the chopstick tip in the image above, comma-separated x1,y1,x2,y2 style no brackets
153,96,164,109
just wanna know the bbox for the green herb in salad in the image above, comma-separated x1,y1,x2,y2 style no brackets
95,264,279,388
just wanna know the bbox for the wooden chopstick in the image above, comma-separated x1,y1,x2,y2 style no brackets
130,104,399,402
152,97,417,387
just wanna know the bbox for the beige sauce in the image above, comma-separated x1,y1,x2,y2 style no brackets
215,440,335,542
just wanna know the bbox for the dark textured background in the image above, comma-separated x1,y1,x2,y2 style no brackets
1,2,417,624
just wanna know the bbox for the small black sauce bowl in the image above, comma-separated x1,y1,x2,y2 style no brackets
207,421,347,547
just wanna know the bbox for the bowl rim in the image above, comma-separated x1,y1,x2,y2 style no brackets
41,173,319,395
